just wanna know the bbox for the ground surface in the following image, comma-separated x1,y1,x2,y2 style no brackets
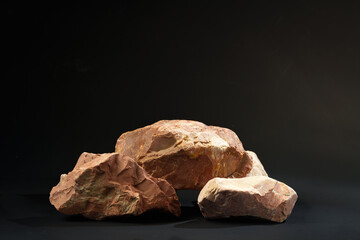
0,177,359,240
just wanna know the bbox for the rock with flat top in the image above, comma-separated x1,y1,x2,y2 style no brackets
198,176,297,223
49,152,181,220
115,120,254,190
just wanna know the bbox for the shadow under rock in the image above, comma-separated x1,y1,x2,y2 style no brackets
7,194,307,228
9,206,201,227
5,193,201,227
174,215,278,229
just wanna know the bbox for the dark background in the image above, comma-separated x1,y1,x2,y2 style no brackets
2,1,360,240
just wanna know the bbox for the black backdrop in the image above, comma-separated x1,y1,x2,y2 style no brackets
3,1,360,240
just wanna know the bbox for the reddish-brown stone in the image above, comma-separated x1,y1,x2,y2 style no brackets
198,176,298,223
115,120,253,190
49,152,181,220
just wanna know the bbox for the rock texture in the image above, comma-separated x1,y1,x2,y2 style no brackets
49,152,181,220
198,176,297,223
230,151,268,178
115,120,253,190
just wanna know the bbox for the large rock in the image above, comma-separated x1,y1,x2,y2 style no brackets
49,152,181,220
198,176,297,223
115,120,253,190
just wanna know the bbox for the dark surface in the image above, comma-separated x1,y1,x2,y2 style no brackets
1,178,359,240
3,1,360,239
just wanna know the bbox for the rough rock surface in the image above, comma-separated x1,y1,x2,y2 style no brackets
230,151,268,178
49,152,181,220
198,176,297,223
115,120,253,190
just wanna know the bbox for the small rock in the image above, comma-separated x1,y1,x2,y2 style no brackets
115,120,253,189
198,176,297,223
230,151,268,178
49,152,181,220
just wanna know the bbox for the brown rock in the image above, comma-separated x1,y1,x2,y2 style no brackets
115,120,253,190
49,152,181,220
230,151,268,178
198,176,298,223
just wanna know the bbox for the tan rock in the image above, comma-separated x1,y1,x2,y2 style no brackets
49,152,181,220
198,176,298,223
245,151,268,177
115,120,252,190
230,151,268,178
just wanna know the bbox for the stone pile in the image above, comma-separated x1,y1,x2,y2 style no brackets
50,120,297,222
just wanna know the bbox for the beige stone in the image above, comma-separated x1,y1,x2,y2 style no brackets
230,151,268,178
198,176,297,223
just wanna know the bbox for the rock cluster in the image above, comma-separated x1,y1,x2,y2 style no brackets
50,120,297,222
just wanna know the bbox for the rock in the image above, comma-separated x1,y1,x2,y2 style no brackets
115,120,253,190
49,152,181,220
198,176,297,223
229,151,268,178
245,151,268,177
